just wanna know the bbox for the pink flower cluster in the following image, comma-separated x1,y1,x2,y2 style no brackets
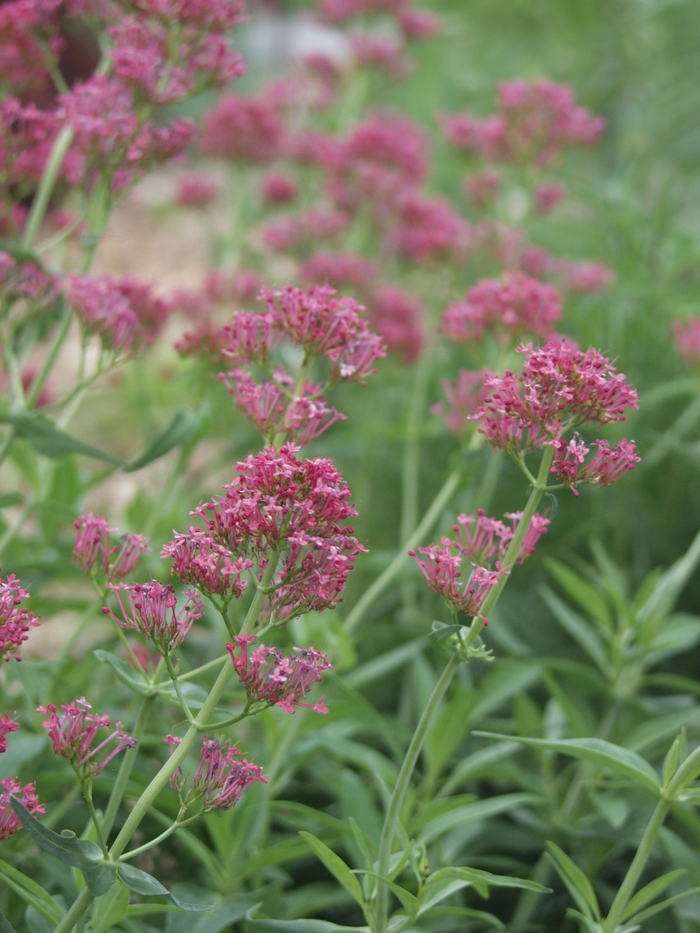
164,446,365,623
0,714,18,753
319,0,441,42
262,208,349,254
410,507,549,619
440,79,605,167
73,513,150,581
103,582,205,655
175,173,221,207
518,246,615,294
441,272,562,345
66,274,172,354
551,434,641,496
301,252,379,292
368,285,425,363
0,252,56,307
39,697,136,777
161,534,253,600
168,737,266,810
673,318,700,367
0,778,44,841
202,93,285,163
433,369,493,435
0,571,39,661
227,635,331,714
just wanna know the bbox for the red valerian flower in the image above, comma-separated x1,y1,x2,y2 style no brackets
103,582,205,654
161,532,254,599
0,714,19,753
39,697,136,777
433,370,493,435
410,544,507,620
191,739,266,810
73,513,150,581
0,778,44,840
368,285,425,363
673,318,700,367
227,635,332,713
551,434,641,496
0,572,39,661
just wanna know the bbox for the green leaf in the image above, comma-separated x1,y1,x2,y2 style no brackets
419,865,549,916
624,886,700,925
344,639,423,688
624,707,700,753
424,905,504,928
0,858,62,924
190,894,259,933
0,909,17,933
646,614,700,665
564,908,602,933
621,869,688,921
10,798,117,896
245,906,370,932
92,881,130,933
545,842,601,921
353,871,419,914
0,492,23,508
637,527,700,625
5,412,124,464
475,733,661,795
299,832,365,910
0,240,44,266
93,649,152,695
540,587,610,675
545,558,613,635
418,793,540,844
124,409,202,472
438,743,518,797
117,863,211,911
24,907,51,933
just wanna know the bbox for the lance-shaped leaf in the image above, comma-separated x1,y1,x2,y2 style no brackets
624,886,700,926
245,906,370,932
299,833,365,911
11,798,117,896
0,908,17,933
124,409,203,472
0,858,62,924
620,869,687,921
475,733,661,795
418,866,549,918
5,412,124,465
546,842,601,922
117,863,211,911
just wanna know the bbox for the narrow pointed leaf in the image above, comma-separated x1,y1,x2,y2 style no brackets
625,886,700,925
124,409,202,472
117,863,211,911
621,869,687,921
93,649,151,696
352,871,418,914
245,905,369,932
418,793,540,843
564,908,602,933
546,842,600,921
475,733,661,795
299,832,365,909
0,492,23,508
540,587,610,674
6,412,124,464
0,859,62,923
0,909,17,933
91,882,130,933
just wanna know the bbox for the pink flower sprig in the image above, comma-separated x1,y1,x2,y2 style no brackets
161,532,254,600
166,736,266,810
368,285,426,363
673,318,700,368
201,93,285,163
73,513,150,582
441,273,562,346
551,434,641,496
0,714,19,753
103,582,205,655
39,698,136,778
433,369,493,435
0,572,39,661
410,545,507,621
475,340,640,454
0,778,44,840
227,635,332,714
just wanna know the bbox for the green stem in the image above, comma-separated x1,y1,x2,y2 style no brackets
117,811,192,862
101,696,154,840
21,125,75,251
375,654,461,932
240,552,280,635
603,798,671,932
83,783,109,857
52,888,93,933
400,349,432,547
344,469,461,634
26,303,73,410
165,655,197,725
177,654,228,682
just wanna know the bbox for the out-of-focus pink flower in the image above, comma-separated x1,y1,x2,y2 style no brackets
475,341,639,454
227,635,332,713
673,318,700,367
559,260,614,293
174,322,229,364
441,273,562,344
433,369,493,435
0,714,18,753
463,171,501,208
0,0,61,96
534,182,566,213
175,173,221,207
301,252,379,292
262,208,349,253
261,172,298,206
0,251,56,305
190,739,266,810
551,434,640,495
387,191,471,263
39,697,136,776
103,582,205,654
350,34,411,79
201,93,285,163
0,778,43,840
398,7,442,39
0,572,39,661
519,244,556,277
319,0,404,23
285,130,346,170
368,284,425,363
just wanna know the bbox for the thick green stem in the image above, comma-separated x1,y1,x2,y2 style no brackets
603,798,670,932
52,888,93,933
344,469,461,634
375,654,460,932
21,125,75,251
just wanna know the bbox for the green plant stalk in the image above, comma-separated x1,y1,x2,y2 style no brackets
666,741,700,798
345,468,461,634
603,798,671,933
374,446,554,932
21,125,75,250
101,696,155,840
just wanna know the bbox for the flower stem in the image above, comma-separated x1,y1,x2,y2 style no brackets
101,696,154,840
345,469,461,634
603,798,670,932
21,125,75,251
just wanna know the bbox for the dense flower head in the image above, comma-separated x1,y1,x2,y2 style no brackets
0,778,44,840
441,273,562,345
410,545,506,620
175,322,231,364
453,509,550,565
551,434,641,496
464,171,501,208
227,635,332,714
475,340,640,453
201,93,285,163
387,191,471,263
261,172,298,206
175,173,221,207
368,285,425,363
0,0,61,96
673,318,700,367
349,34,411,79
0,572,39,661
534,182,566,213
398,6,442,39
161,532,254,599
66,274,173,353
190,739,266,810
440,80,605,167
433,369,493,435
0,714,18,754
0,97,60,193
301,252,379,292
103,582,205,654
262,208,349,254
73,513,150,581
0,252,57,307
190,446,365,619
39,697,136,777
